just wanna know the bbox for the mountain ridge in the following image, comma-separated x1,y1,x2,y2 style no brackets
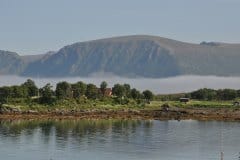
1,35,240,78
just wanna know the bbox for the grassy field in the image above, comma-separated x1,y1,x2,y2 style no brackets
1,98,147,112
1,98,238,113
147,100,236,109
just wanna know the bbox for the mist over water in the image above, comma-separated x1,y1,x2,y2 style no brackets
0,75,240,94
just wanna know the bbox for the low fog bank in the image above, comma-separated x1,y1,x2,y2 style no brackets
1,75,240,94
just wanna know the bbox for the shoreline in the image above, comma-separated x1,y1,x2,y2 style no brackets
1,107,240,121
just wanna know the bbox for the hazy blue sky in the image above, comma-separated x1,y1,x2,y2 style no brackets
0,0,240,55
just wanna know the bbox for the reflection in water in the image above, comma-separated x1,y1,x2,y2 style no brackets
1,119,240,160
0,119,147,148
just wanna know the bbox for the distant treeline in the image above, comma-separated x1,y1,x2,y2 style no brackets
0,79,154,104
156,88,240,101
190,88,240,101
1,79,240,106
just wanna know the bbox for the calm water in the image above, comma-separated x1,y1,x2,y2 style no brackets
1,75,240,94
0,119,240,160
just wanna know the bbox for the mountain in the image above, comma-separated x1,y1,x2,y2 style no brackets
1,35,240,78
0,50,25,75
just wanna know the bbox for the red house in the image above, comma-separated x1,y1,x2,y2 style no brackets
99,88,112,97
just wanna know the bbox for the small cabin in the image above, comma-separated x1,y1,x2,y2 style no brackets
98,88,112,97
233,101,240,106
179,98,190,103
104,88,112,97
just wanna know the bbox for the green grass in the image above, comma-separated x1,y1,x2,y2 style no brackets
147,100,235,109
1,98,237,113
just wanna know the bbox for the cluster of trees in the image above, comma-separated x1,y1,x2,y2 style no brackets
155,93,187,101
156,88,240,101
111,83,154,103
1,79,239,105
0,79,38,103
54,81,154,103
190,88,240,101
0,79,154,104
1,80,239,105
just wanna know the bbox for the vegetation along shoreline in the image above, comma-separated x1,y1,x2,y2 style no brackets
0,79,240,121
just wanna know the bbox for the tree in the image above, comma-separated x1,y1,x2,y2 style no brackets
191,88,217,100
71,81,87,99
143,90,154,101
39,83,54,104
0,86,12,103
112,84,126,98
130,88,141,99
100,81,108,97
237,90,240,98
56,81,72,99
22,79,38,97
12,85,28,98
191,88,237,101
123,84,131,98
85,83,98,99
220,89,237,100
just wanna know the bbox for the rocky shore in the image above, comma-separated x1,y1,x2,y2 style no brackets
1,106,240,121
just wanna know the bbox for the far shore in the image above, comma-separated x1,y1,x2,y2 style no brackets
1,79,240,121
1,107,240,121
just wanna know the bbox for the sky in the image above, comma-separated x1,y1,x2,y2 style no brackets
0,0,240,55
